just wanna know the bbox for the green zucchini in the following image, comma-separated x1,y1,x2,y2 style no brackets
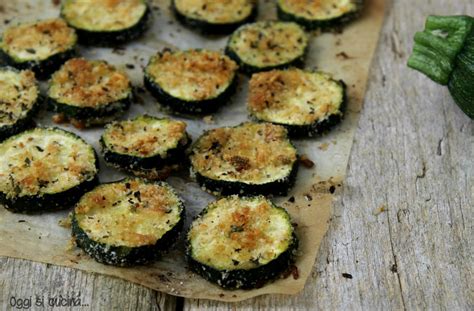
172,0,258,34
0,18,77,79
248,69,346,137
100,115,191,180
61,0,150,46
47,58,133,127
408,15,474,119
0,67,40,141
144,49,239,114
0,127,99,213
186,195,298,289
72,178,185,266
225,21,308,74
276,0,363,30
189,122,299,196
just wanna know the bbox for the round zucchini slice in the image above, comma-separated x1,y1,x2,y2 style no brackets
190,122,298,196
225,21,308,74
72,179,185,266
186,195,298,289
100,115,191,180
47,58,133,127
144,49,239,114
0,18,77,79
61,0,150,46
0,68,40,141
172,0,258,34
248,69,346,137
277,0,363,30
0,128,99,213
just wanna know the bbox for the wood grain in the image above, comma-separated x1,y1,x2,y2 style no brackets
1,0,473,310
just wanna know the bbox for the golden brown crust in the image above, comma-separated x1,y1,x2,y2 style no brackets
278,0,358,20
174,0,255,24
103,117,188,157
1,19,76,61
48,58,131,107
146,50,238,101
75,180,182,247
190,122,297,184
248,69,343,125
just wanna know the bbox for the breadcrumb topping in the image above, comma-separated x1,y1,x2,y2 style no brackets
189,195,293,270
146,49,238,101
75,179,182,247
248,69,343,125
175,0,255,24
190,122,297,184
278,0,358,20
48,58,131,107
0,18,76,62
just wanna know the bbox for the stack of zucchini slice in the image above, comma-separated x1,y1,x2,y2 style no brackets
277,0,363,30
248,69,346,137
145,49,239,114
72,179,185,266
190,122,299,196
0,67,40,141
186,195,298,289
0,128,99,213
172,0,258,34
100,115,191,180
47,58,133,127
0,18,77,79
61,0,150,46
225,21,308,74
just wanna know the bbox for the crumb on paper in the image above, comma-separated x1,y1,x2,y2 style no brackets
66,238,76,251
318,143,329,151
52,0,60,6
203,115,214,124
373,204,388,216
71,119,85,130
336,51,352,60
52,113,66,124
58,213,73,228
299,154,315,168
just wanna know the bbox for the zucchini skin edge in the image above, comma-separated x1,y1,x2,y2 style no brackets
0,146,99,214
62,7,151,46
144,73,238,115
47,94,133,126
224,45,307,75
193,160,299,196
0,48,77,80
276,1,363,30
251,80,347,137
0,95,42,142
72,197,185,266
172,2,258,35
100,134,192,178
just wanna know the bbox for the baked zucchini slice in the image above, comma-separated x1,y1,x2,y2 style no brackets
277,0,363,30
0,127,99,213
61,0,150,46
186,195,298,289
144,49,239,114
100,115,191,180
0,19,77,79
248,69,346,137
225,21,308,74
0,68,40,141
72,178,185,266
172,0,258,34
190,122,298,196
47,58,133,127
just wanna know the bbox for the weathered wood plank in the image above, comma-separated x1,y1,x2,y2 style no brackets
184,0,473,309
1,0,472,310
0,257,178,310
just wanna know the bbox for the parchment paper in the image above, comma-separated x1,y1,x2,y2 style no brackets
0,0,385,302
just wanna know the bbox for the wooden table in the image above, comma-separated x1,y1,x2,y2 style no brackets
1,0,472,310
